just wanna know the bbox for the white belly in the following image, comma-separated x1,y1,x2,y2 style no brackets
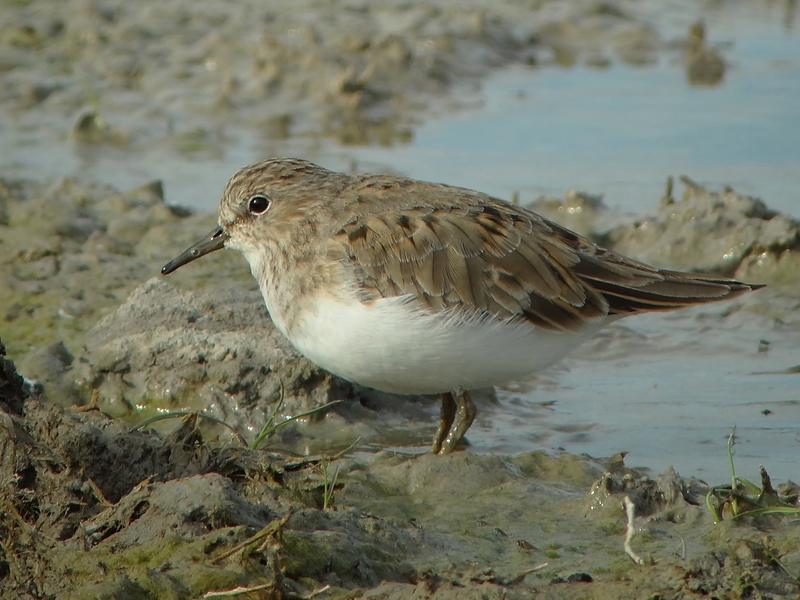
272,294,611,395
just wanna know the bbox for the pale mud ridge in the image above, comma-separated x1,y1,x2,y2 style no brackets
1,173,800,598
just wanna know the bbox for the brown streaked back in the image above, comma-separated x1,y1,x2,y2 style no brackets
329,177,762,333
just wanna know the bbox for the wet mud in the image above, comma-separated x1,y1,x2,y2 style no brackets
2,0,800,598
1,0,666,154
2,362,800,598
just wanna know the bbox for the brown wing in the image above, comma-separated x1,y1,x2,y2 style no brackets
333,195,761,333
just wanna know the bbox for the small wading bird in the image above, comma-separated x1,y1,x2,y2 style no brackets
163,158,763,454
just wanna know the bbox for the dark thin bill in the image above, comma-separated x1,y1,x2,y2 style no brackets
161,227,229,275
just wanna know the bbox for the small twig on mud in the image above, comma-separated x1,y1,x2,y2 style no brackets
321,457,340,510
303,585,332,599
73,388,100,412
333,436,361,459
506,563,550,585
623,495,645,565
278,436,361,469
85,478,113,507
675,532,686,559
202,582,277,598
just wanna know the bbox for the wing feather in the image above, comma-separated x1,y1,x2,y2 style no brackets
332,178,761,332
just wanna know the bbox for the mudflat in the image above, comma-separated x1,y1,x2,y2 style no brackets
1,1,799,598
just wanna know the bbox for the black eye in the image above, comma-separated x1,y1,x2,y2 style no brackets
248,195,270,214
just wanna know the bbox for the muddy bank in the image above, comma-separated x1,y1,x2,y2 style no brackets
2,351,799,598
0,175,245,361
530,176,800,285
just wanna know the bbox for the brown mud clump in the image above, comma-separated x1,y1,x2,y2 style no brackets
0,353,420,598
0,340,27,416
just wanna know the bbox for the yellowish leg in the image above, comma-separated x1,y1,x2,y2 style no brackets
438,391,477,455
431,392,457,454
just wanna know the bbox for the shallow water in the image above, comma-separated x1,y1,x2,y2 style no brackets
349,4,800,218
359,289,799,485
475,303,800,483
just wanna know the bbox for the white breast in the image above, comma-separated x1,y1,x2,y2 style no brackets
268,293,612,395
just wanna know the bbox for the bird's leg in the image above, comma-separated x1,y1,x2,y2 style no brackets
438,390,477,455
431,392,457,454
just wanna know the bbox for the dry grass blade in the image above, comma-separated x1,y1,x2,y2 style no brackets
131,410,249,447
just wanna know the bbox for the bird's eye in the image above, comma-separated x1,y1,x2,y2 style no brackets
248,195,270,214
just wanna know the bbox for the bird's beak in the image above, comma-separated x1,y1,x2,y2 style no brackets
161,226,230,275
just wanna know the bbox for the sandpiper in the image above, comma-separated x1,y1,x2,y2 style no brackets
162,158,762,454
